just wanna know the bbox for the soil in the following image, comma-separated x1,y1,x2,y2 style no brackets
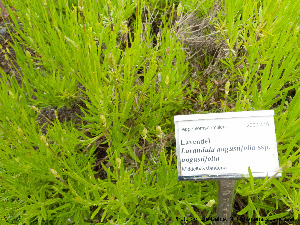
0,2,17,76
0,19,16,75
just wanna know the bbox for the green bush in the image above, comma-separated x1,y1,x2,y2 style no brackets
0,0,299,224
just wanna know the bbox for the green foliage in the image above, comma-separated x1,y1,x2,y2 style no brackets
213,0,299,222
0,0,299,224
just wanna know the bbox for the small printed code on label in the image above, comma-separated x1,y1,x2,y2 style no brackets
182,166,227,172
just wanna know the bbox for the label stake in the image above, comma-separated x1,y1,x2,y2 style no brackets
215,180,236,225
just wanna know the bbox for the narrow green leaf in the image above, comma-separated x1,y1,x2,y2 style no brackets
267,211,289,220
121,204,129,215
91,206,102,220
248,166,254,191
272,179,289,196
185,202,203,224
237,205,250,215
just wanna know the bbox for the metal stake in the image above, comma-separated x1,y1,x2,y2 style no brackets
214,180,236,225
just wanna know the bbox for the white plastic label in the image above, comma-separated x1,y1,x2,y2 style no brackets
174,110,281,180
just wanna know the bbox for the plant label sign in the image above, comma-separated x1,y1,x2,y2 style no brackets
174,110,281,180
